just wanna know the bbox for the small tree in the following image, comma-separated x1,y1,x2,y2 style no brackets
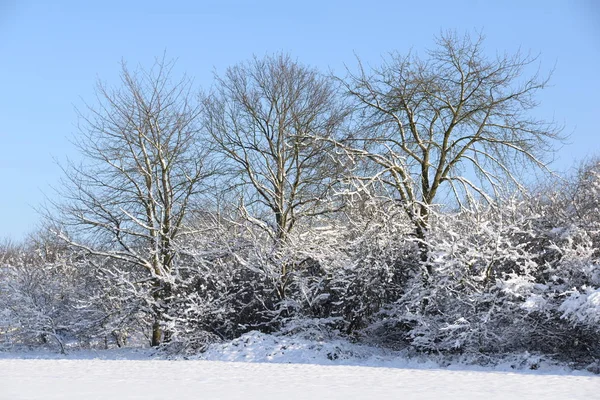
0,231,100,353
52,57,214,346
338,32,562,255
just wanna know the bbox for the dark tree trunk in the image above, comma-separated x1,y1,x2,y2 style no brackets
415,204,432,275
150,280,174,347
151,320,162,347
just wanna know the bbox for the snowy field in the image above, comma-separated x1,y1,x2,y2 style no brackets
1,358,598,400
1,332,598,399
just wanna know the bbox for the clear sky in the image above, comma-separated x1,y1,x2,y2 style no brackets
1,0,599,240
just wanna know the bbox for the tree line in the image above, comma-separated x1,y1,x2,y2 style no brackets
2,32,598,366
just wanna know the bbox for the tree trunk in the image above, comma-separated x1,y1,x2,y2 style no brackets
151,320,162,347
415,204,432,275
150,279,175,347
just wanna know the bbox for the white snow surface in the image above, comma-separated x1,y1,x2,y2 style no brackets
2,359,598,400
1,332,598,399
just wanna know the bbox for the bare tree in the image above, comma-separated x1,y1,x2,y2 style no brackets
51,57,214,346
204,53,348,242
338,32,563,256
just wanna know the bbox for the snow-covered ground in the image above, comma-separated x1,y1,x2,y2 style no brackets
1,332,598,399
1,358,598,400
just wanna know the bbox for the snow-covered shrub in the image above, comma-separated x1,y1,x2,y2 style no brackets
371,201,534,353
367,190,600,362
313,201,418,335
0,235,104,352
222,199,421,339
157,199,419,353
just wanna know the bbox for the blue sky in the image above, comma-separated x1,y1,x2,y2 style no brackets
1,0,599,240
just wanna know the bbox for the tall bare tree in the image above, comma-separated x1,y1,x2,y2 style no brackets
52,57,214,346
204,53,348,242
338,32,562,254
